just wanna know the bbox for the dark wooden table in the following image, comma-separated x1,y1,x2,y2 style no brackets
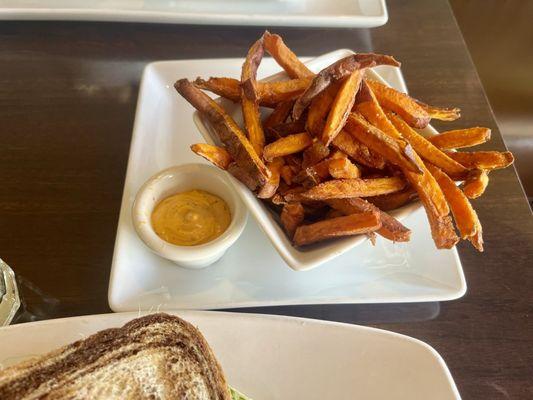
1,0,532,398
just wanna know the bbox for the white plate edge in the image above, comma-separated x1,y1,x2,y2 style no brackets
0,1,388,28
0,310,460,399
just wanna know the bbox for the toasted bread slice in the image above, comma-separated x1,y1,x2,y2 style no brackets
0,313,231,400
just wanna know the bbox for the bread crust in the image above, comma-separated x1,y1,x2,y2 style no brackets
0,313,231,400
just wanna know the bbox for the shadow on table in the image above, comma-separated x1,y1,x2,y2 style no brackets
224,302,441,325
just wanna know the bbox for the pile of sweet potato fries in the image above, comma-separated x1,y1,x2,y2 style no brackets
176,32,514,250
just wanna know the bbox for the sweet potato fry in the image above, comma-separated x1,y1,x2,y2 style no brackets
468,230,484,252
293,56,359,120
445,151,514,170
280,165,295,185
281,202,306,238
293,53,400,120
294,169,321,188
327,198,411,242
425,210,460,249
328,157,361,179
194,77,310,107
289,164,301,174
277,182,298,195
428,127,491,150
259,78,312,104
462,169,489,199
329,150,346,159
414,99,461,121
306,81,341,136
344,113,422,173
398,150,459,248
175,79,269,185
242,98,264,155
307,160,331,180
387,111,468,178
193,77,242,102
263,132,313,161
366,79,430,128
302,140,330,167
302,203,330,220
302,177,406,200
294,159,331,186
331,130,386,169
241,37,265,156
264,100,294,129
258,157,284,199
283,198,326,212
325,209,345,219
190,143,232,170
267,119,307,140
321,70,364,145
366,188,417,211
293,212,382,246
284,154,303,170
426,164,483,251
283,186,307,203
263,31,314,79
227,162,260,190
271,193,286,206
405,163,450,216
354,80,403,141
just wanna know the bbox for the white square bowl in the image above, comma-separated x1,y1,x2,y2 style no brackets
192,49,434,271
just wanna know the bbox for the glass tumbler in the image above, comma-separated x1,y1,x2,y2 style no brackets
0,258,20,326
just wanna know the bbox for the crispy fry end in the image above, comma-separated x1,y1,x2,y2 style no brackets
462,169,489,199
190,143,233,170
427,164,483,251
429,127,491,150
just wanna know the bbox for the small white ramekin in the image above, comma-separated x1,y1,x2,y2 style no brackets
132,163,248,269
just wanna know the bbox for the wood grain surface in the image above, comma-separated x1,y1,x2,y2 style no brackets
0,0,531,398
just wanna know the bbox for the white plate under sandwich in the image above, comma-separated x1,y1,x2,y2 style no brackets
108,55,466,311
194,50,430,271
0,311,461,399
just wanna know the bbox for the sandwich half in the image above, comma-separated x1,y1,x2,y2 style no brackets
0,313,233,399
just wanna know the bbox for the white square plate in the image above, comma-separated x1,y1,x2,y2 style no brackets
0,0,388,28
194,50,423,271
0,311,461,399
108,56,466,311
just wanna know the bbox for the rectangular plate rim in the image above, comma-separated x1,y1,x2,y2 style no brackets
108,55,466,311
